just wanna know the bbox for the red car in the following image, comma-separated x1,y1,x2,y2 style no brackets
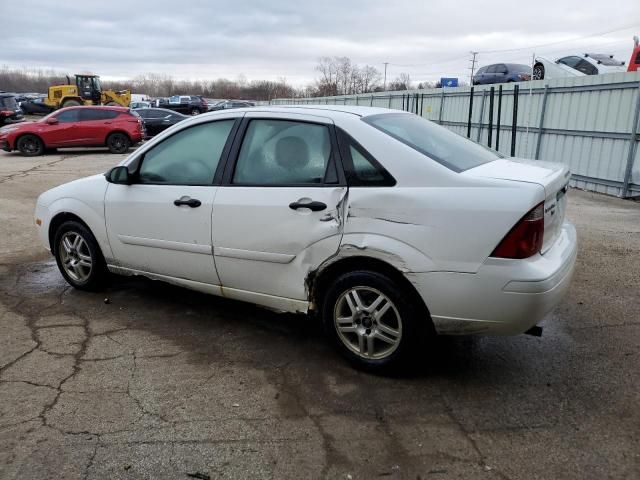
0,106,144,156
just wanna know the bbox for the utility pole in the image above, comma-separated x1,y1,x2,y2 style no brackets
469,51,479,84
383,62,389,91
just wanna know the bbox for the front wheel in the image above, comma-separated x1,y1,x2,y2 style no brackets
17,134,44,156
53,221,108,291
322,270,422,372
106,132,130,154
533,63,545,80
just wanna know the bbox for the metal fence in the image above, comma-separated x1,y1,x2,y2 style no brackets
272,71,640,198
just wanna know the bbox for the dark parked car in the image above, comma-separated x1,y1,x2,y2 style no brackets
473,63,531,85
136,108,187,137
0,106,144,156
208,100,255,111
19,97,55,116
0,93,24,126
160,95,209,115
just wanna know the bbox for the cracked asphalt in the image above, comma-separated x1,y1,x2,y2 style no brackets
0,147,639,480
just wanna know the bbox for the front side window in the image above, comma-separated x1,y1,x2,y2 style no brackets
558,56,582,68
233,119,333,185
576,60,598,75
55,110,79,123
138,120,235,185
486,65,497,74
364,113,501,172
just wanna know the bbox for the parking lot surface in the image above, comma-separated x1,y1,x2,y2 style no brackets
0,149,639,479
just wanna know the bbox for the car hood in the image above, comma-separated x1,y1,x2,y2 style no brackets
37,174,108,207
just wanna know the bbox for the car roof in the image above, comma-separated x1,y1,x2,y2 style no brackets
57,105,130,113
224,104,400,118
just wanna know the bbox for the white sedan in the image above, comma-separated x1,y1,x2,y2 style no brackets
533,53,627,80
34,106,577,370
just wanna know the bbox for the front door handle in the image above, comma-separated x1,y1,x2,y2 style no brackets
289,200,327,212
174,196,201,208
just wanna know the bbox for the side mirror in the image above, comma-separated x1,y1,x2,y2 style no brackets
105,166,132,185
46,117,59,125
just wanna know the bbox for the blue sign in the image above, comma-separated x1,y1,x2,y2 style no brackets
441,77,459,87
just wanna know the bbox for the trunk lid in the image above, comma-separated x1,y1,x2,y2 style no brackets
465,158,571,253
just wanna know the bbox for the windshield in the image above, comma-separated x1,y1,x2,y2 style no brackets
363,113,502,172
586,54,624,66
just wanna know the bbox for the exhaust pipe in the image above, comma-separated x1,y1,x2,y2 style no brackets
525,325,543,337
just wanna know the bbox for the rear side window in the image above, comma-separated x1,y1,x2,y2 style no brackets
337,130,395,187
363,113,501,172
138,120,234,185
232,119,334,185
78,109,119,121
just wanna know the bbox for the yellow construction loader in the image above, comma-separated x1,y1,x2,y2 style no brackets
44,74,131,109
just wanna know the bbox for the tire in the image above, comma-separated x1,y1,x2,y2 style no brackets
16,134,44,156
190,108,201,115
106,132,130,154
105,101,118,106
321,270,423,372
533,63,545,80
61,99,81,108
53,220,107,291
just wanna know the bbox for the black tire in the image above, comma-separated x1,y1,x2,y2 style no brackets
17,134,44,156
106,132,130,154
53,220,108,291
321,270,424,372
61,99,81,108
105,101,118,106
190,108,201,115
533,63,545,80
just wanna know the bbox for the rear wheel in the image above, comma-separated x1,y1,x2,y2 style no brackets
190,108,201,115
17,134,44,156
533,63,545,80
61,99,81,108
106,133,130,154
53,221,107,291
321,270,423,372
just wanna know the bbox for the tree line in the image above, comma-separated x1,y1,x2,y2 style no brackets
0,59,441,100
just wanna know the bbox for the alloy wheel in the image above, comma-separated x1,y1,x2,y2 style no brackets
59,231,93,282
334,286,402,360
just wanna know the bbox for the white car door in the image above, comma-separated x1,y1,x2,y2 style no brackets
211,112,347,301
104,117,239,285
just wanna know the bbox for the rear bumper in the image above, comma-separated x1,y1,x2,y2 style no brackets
410,222,577,335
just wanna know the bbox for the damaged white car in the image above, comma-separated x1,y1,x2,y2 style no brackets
34,106,577,370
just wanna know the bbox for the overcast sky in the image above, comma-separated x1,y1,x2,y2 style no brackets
3,0,639,87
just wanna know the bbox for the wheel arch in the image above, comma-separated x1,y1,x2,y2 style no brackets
104,130,132,144
15,132,45,150
309,254,435,335
48,212,93,254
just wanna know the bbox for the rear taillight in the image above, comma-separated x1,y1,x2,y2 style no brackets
491,202,544,259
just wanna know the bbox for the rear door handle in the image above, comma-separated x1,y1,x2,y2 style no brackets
174,196,201,208
289,200,327,212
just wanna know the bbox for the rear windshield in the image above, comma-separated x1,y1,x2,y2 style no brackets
0,96,17,109
363,113,501,172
